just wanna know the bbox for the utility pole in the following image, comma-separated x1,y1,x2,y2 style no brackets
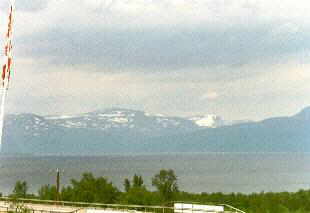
53,168,64,202
56,168,60,202
49,168,64,203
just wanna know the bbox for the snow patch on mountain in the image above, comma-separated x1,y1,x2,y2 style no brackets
109,117,129,123
189,114,225,128
5,109,243,141
46,115,81,120
44,109,236,130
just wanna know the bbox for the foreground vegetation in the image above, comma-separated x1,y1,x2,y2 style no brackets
8,169,310,213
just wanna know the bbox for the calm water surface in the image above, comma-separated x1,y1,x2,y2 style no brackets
0,153,310,195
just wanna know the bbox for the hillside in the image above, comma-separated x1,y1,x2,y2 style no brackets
1,107,309,154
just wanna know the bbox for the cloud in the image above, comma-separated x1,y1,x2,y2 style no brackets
16,0,49,12
3,0,310,121
0,0,49,12
15,22,310,76
201,92,219,100
7,55,310,120
9,0,310,77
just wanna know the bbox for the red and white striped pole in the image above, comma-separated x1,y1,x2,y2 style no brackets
0,0,15,149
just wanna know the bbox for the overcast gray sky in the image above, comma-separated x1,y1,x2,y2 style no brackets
1,0,310,121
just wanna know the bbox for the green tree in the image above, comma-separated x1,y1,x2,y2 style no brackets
132,174,143,188
152,169,178,201
60,186,74,201
38,184,57,200
62,172,120,203
124,174,144,192
12,181,28,198
121,174,152,205
121,186,157,205
124,178,131,192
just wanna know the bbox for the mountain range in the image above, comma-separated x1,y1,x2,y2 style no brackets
1,107,309,155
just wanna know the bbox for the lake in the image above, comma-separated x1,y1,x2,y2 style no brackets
0,153,310,195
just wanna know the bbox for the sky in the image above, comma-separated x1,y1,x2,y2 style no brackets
1,0,310,121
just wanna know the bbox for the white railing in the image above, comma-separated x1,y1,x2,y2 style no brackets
0,197,245,213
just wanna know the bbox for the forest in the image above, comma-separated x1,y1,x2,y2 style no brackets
7,169,310,213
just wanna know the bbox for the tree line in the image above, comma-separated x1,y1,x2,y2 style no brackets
8,169,310,213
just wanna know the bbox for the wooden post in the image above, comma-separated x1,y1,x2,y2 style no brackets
56,168,60,202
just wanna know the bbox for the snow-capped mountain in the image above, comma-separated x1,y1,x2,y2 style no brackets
189,114,225,128
5,113,51,136
0,108,205,154
0,108,256,154
43,108,200,136
1,107,310,154
189,115,251,128
3,108,245,141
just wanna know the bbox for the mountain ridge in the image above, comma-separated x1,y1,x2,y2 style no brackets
1,107,309,154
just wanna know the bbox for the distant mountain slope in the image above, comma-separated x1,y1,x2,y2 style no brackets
1,107,308,154
45,108,200,137
1,109,212,154
140,107,310,152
